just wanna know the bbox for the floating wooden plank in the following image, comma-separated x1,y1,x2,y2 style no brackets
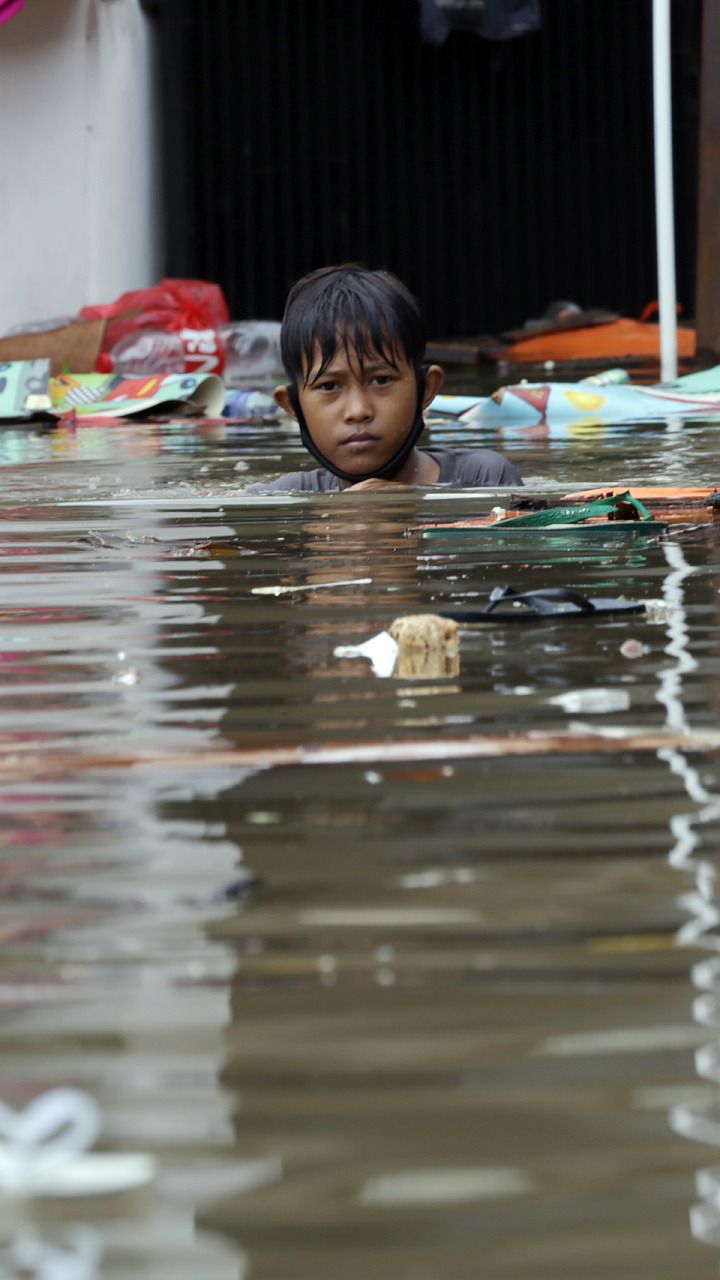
424,335,503,364
562,485,720,508
2,729,720,782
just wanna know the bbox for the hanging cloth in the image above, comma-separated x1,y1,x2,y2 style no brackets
420,0,540,45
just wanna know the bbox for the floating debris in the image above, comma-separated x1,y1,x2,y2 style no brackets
253,577,372,596
620,638,647,659
389,614,459,679
335,614,459,679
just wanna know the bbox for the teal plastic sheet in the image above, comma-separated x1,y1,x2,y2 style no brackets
428,364,720,428
0,359,52,420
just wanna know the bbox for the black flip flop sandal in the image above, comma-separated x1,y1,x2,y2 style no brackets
439,585,646,623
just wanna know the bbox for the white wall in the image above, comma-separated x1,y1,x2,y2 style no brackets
0,0,162,333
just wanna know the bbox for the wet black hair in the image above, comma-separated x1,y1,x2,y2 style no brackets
280,263,426,386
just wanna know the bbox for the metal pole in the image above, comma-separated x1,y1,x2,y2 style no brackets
653,0,678,382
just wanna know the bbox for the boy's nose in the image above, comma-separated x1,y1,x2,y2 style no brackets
344,383,373,420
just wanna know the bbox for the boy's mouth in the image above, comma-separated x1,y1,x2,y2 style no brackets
343,431,379,449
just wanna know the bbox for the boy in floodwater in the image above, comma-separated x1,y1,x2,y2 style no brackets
250,264,522,492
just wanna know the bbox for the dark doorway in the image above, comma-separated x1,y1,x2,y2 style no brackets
149,0,701,337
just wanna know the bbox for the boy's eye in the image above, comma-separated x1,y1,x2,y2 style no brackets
315,379,338,392
370,374,394,386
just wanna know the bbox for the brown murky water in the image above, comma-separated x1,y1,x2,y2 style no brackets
2,391,720,1278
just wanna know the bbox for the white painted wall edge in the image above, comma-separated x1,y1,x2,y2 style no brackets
0,0,163,335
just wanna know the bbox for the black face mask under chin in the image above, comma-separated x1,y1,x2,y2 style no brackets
287,370,427,484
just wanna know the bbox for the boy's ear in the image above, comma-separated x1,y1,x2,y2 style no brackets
274,384,296,418
421,364,444,408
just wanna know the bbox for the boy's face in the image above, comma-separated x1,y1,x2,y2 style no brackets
275,343,442,479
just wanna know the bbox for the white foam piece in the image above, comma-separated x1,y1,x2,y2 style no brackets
359,1165,532,1207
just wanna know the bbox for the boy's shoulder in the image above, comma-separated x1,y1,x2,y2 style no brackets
247,449,521,493
247,468,341,494
426,446,522,487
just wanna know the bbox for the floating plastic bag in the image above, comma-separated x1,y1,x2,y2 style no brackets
80,278,230,353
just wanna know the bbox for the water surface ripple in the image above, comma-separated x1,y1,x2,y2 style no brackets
1,408,720,1278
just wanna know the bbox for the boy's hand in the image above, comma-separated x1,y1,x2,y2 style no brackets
344,478,407,492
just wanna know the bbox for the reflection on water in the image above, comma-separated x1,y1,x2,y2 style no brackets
1,403,720,1275
0,1226,104,1280
651,539,720,1250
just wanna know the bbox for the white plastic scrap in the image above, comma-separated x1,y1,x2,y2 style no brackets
334,631,399,678
549,688,631,714
252,577,371,596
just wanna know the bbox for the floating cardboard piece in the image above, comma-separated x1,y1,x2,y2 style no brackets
49,370,226,418
0,318,105,375
0,358,53,420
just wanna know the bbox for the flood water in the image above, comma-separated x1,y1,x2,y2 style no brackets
3,377,720,1278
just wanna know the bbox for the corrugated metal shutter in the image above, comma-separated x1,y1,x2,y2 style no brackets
149,0,701,337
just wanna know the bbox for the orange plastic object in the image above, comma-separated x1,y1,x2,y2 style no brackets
562,486,717,503
505,318,696,362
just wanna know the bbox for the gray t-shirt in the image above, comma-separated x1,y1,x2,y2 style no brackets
247,447,522,492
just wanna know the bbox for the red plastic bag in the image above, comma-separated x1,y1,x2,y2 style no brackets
80,279,230,352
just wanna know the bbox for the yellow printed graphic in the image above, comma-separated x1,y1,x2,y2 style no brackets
564,390,605,411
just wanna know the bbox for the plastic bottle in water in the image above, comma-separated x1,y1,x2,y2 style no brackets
221,320,283,385
96,320,283,383
223,389,278,420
